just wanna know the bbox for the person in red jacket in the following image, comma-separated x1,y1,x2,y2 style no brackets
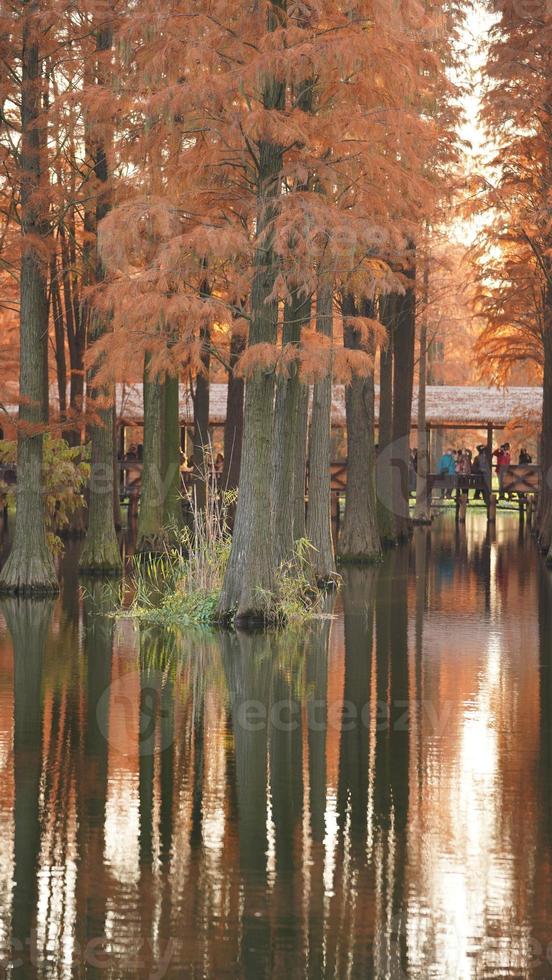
493,443,511,498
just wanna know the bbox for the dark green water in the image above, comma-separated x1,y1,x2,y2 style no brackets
1,512,552,978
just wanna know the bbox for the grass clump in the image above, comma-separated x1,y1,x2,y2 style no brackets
125,483,233,626
122,487,332,629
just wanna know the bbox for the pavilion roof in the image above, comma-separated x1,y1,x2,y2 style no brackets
116,383,543,430
0,382,540,430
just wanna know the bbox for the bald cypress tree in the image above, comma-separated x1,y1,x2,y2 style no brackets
0,1,58,595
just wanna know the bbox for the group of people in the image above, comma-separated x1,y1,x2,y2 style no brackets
435,443,532,500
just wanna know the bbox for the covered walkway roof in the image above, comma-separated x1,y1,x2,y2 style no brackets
116,383,543,430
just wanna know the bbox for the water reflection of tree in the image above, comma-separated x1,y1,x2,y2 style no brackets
79,581,115,976
220,631,273,978
2,597,52,975
373,549,409,980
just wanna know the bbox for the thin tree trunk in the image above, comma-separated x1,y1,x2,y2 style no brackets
376,293,396,545
163,373,183,532
307,281,336,583
415,260,430,523
391,259,416,542
192,317,210,512
222,330,245,491
137,354,165,552
541,282,552,557
427,331,444,467
272,291,310,567
338,296,381,562
0,5,58,594
50,253,67,418
293,382,309,542
218,47,285,625
79,25,121,575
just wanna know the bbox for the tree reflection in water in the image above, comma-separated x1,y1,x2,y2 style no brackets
0,515,549,977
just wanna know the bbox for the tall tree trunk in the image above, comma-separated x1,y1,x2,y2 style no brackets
338,296,381,562
376,293,396,545
218,34,285,625
222,330,245,491
137,355,165,552
391,260,416,542
541,282,552,557
192,281,211,512
79,25,121,575
163,374,183,533
307,280,336,582
272,291,310,567
293,383,309,542
0,5,58,594
427,331,444,467
50,253,67,418
415,260,430,524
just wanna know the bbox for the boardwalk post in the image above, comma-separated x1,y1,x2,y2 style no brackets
488,493,497,524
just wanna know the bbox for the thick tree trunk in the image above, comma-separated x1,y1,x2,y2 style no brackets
0,7,58,595
338,296,381,562
79,26,121,575
307,281,336,583
163,374,183,532
218,86,284,623
222,331,245,491
137,355,165,553
391,263,416,542
376,293,396,545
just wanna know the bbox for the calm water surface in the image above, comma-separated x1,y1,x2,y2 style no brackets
0,513,552,978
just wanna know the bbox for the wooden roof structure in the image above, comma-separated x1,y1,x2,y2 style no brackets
116,383,543,430
0,382,541,431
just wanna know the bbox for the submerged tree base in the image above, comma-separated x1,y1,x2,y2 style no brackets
79,538,122,577
122,530,331,631
0,551,59,596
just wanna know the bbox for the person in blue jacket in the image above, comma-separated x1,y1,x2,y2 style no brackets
438,449,456,498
